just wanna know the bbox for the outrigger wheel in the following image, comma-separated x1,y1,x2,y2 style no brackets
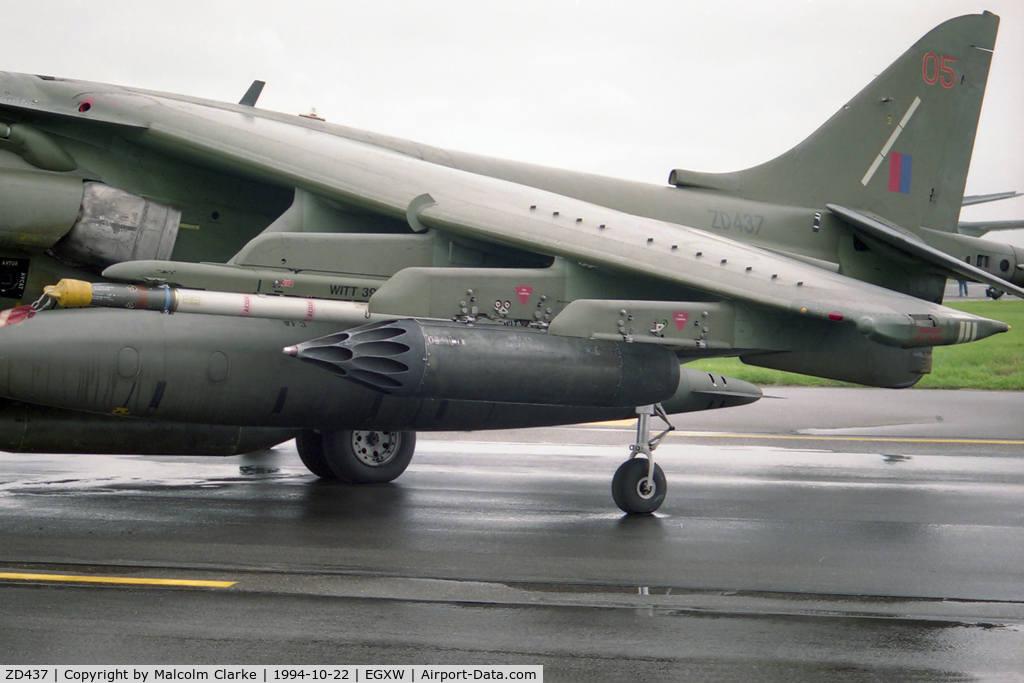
612,404,674,514
612,459,667,514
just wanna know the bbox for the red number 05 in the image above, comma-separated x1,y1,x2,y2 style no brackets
922,53,957,88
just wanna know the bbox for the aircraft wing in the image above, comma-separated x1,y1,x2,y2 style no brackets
412,192,1005,348
0,76,1004,350
97,97,999,346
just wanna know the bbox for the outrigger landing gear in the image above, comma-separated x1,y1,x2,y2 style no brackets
612,404,675,514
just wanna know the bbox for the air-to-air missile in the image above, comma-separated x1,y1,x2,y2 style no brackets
40,277,371,324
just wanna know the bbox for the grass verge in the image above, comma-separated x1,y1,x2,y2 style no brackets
686,300,1024,390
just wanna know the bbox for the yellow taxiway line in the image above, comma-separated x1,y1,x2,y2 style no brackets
670,433,1024,446
0,572,236,588
587,420,1024,445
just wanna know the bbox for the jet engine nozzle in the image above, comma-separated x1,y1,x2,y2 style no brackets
49,182,180,271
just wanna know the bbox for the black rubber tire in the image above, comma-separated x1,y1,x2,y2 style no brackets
612,458,667,514
322,429,416,483
295,430,340,479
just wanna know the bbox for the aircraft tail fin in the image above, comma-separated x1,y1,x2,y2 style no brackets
669,12,1000,234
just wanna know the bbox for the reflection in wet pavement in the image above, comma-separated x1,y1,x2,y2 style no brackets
0,421,1022,679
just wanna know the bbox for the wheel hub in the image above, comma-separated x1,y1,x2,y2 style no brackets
350,430,400,467
636,477,656,500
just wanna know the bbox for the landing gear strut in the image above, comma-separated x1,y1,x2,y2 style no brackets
612,404,674,514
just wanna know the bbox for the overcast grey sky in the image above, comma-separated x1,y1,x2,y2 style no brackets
2,1,1022,231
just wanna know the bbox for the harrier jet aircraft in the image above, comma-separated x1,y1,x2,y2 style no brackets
0,12,1017,513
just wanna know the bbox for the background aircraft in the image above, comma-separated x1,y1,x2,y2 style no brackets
0,11,1018,513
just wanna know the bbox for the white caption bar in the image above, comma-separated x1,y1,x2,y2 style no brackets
1,667,542,683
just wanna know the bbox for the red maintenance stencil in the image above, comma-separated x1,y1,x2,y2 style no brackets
673,311,689,330
515,286,533,305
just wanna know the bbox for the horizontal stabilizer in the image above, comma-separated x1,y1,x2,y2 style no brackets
962,191,1021,206
958,219,1024,237
828,203,1024,299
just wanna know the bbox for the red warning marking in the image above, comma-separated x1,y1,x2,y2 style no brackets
915,327,944,341
673,312,689,330
515,286,533,305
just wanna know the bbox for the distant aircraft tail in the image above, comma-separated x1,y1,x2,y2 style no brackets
668,11,999,234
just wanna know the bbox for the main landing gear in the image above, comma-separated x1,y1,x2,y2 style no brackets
296,408,674,514
296,429,416,483
612,404,675,515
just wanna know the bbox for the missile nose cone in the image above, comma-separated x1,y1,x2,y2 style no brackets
283,345,298,357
